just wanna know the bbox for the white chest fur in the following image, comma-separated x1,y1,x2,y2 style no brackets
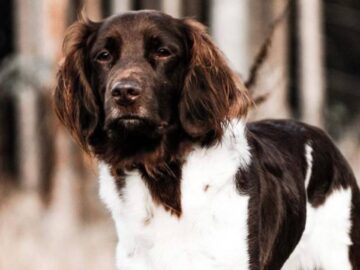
98,121,252,270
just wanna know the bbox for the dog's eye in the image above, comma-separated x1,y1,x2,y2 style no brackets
155,47,171,58
96,50,112,63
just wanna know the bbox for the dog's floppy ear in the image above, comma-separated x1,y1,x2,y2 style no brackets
179,19,252,138
54,17,100,151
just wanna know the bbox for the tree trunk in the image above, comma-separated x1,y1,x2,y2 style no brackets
210,0,250,78
111,0,132,13
161,0,182,18
298,0,325,127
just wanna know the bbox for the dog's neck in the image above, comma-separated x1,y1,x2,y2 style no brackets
101,119,249,216
101,119,247,170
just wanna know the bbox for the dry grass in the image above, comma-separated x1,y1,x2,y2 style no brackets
0,189,116,270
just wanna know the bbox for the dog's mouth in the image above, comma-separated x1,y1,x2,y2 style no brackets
116,115,147,125
104,115,167,140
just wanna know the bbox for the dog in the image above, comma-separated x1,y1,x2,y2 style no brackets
54,10,360,270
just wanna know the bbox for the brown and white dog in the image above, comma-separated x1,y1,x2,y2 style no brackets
54,10,360,270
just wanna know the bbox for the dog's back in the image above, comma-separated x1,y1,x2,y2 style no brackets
246,120,360,269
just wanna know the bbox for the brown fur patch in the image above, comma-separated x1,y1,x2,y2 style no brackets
179,19,252,139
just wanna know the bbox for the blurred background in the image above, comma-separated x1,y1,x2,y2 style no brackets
0,0,359,269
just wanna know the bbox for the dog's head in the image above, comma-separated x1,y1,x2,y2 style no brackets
54,10,251,159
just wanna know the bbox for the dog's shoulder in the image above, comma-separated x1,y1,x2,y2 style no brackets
246,118,357,204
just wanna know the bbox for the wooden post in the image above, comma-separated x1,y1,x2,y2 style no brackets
161,0,181,18
14,0,86,225
16,85,40,190
14,0,71,190
210,0,250,78
298,0,325,127
15,0,67,64
15,0,43,190
111,0,132,14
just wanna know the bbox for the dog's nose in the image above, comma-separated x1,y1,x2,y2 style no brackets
111,82,141,105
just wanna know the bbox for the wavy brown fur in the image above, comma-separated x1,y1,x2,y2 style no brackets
54,17,101,152
54,11,252,178
180,19,252,138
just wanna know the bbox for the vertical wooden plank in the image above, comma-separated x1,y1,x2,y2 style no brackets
15,0,67,74
210,0,250,77
14,0,43,190
15,0,43,57
16,86,40,190
161,0,181,17
14,0,85,228
298,0,325,127
15,0,64,63
13,0,68,191
46,0,70,62
111,0,132,14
